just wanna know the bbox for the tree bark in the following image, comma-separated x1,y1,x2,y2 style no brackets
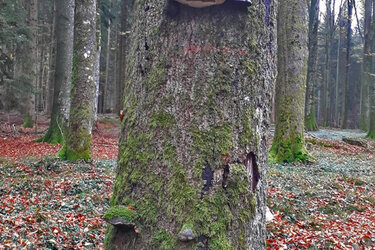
105,0,277,249
46,0,56,115
60,0,99,160
39,0,74,144
360,0,372,131
305,0,319,131
114,0,127,114
21,0,38,128
270,0,308,162
321,0,332,127
341,0,353,128
93,0,101,123
368,0,375,138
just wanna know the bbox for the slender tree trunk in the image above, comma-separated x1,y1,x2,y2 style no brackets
305,0,319,131
39,0,74,144
21,0,38,128
335,25,342,127
114,0,127,114
360,0,372,131
271,0,308,162
60,0,99,160
46,1,56,115
92,0,101,123
105,0,277,249
342,0,353,128
321,0,332,127
103,21,111,112
368,0,375,138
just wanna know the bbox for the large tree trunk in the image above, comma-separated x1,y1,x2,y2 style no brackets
60,0,99,160
341,0,353,129
360,0,372,131
39,0,74,145
305,0,319,131
270,0,308,162
105,0,276,249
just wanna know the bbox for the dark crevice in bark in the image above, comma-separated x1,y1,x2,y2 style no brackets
138,64,144,76
264,0,271,26
222,164,230,188
201,162,213,198
245,152,259,192
197,235,208,250
144,37,149,51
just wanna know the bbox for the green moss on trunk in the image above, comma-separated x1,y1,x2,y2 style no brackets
106,0,276,248
22,113,34,128
305,107,318,131
270,136,308,163
36,120,64,145
367,130,375,139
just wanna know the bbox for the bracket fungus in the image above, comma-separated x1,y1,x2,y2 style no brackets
103,205,139,233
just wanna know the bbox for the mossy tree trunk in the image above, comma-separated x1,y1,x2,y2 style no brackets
105,0,277,249
39,0,74,145
305,0,319,131
270,0,308,163
59,0,99,160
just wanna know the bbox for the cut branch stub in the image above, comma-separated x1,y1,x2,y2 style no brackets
174,0,251,8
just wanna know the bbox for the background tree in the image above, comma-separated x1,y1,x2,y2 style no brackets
20,0,38,128
60,0,100,160
361,0,372,131
341,0,354,128
305,0,320,131
368,0,375,138
270,0,309,162
38,0,74,144
105,0,276,249
320,0,334,127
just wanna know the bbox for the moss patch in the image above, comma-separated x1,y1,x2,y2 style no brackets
36,121,64,145
367,130,375,139
22,113,34,128
305,107,318,131
104,205,138,222
151,229,178,250
270,136,309,163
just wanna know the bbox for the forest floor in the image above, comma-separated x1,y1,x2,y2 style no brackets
0,113,374,249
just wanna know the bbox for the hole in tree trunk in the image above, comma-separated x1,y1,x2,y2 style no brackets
245,152,259,192
222,164,230,188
